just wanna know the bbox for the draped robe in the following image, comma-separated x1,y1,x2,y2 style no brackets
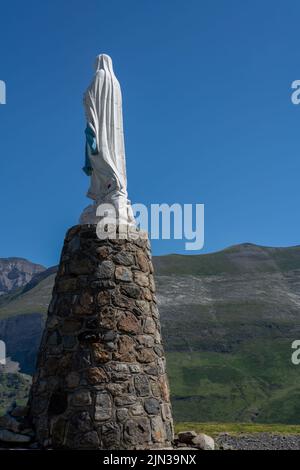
82,54,133,224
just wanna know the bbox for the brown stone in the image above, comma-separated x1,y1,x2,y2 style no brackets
57,353,73,374
151,304,160,318
142,287,153,301
154,345,164,357
74,291,94,315
150,381,161,397
96,246,111,259
116,408,128,422
157,358,166,375
159,376,170,402
137,348,157,364
118,312,140,334
113,251,135,266
130,404,144,416
98,306,117,329
91,344,111,364
124,418,151,445
120,284,141,299
96,290,111,306
86,367,109,384
106,382,130,397
177,430,197,444
115,395,137,407
114,335,136,362
134,271,149,287
135,300,151,315
144,317,156,334
136,335,154,348
153,330,162,344
161,403,172,421
149,275,156,293
144,364,159,376
115,266,133,282
129,364,141,373
66,225,81,241
136,250,149,272
151,416,166,443
149,261,154,274
112,291,135,309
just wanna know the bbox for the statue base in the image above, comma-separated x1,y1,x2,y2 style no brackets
28,224,174,449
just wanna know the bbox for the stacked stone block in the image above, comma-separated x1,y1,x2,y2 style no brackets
29,224,174,449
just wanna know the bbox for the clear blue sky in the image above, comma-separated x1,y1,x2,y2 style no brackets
0,0,299,267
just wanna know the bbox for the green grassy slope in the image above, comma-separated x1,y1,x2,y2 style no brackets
167,338,300,424
174,422,300,436
0,274,55,319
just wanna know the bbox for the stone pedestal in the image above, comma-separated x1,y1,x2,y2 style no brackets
29,225,174,449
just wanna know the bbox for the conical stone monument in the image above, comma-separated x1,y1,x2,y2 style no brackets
28,55,174,449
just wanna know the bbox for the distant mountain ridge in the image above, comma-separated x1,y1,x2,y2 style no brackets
0,258,45,296
1,243,300,423
155,242,300,276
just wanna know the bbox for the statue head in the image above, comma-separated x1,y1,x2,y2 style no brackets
94,54,114,73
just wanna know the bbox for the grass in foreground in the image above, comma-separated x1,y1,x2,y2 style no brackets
175,422,300,437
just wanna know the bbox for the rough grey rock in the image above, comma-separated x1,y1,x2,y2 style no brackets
192,433,215,450
0,429,31,443
177,430,197,443
0,414,21,433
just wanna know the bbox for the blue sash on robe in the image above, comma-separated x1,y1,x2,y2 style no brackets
82,124,97,176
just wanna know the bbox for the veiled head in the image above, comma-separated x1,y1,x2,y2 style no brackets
94,54,114,73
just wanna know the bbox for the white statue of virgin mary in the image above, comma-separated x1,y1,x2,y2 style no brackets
79,54,134,226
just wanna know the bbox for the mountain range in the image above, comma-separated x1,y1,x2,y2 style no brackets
1,242,300,423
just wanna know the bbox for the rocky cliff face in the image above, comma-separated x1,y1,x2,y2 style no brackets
0,313,44,374
0,258,45,296
155,243,300,353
